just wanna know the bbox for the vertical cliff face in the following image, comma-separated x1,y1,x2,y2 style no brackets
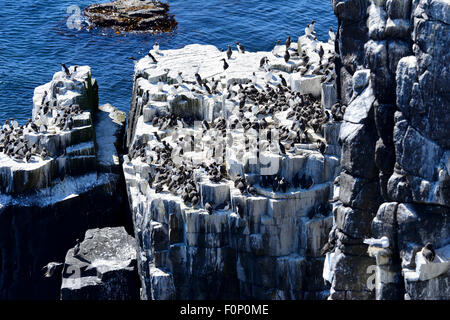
124,37,341,300
326,0,449,299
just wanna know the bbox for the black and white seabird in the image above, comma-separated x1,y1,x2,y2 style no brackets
227,45,233,60
148,52,158,63
61,63,70,77
195,73,203,87
279,74,287,87
221,58,229,70
73,239,81,257
205,202,213,214
235,41,245,54
329,27,335,41
284,50,290,63
153,41,160,54
260,56,268,69
285,36,291,50
422,243,436,263
310,20,316,34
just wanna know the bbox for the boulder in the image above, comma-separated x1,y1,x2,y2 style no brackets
61,227,139,300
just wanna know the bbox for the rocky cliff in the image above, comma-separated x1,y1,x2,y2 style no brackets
124,33,341,299
0,0,448,301
0,67,129,299
324,0,449,300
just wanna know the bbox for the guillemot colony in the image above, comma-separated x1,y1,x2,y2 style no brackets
123,28,343,299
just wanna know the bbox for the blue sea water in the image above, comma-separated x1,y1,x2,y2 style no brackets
0,0,336,123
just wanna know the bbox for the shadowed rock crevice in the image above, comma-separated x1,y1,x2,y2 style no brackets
325,0,449,300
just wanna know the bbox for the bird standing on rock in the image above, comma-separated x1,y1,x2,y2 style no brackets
310,20,316,34
422,243,436,263
148,52,158,63
279,74,288,87
227,45,233,59
260,56,268,69
221,58,229,70
205,202,213,215
153,42,160,54
305,24,311,36
285,36,291,50
176,72,183,85
235,41,245,54
73,239,81,257
284,50,290,63
61,63,70,77
318,141,326,154
329,27,335,42
195,73,203,87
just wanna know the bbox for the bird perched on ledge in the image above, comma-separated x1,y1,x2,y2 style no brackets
285,36,291,50
153,41,160,54
205,202,213,215
422,242,436,263
235,41,245,54
61,63,70,77
227,44,233,60
221,58,229,70
148,52,158,63
284,50,290,63
73,239,81,257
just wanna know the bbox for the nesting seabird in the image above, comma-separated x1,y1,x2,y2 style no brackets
285,36,291,50
176,72,183,85
305,24,311,36
284,50,290,63
310,20,315,34
279,74,287,87
329,27,335,42
148,52,158,63
205,202,213,214
260,56,268,69
235,41,245,54
221,58,229,70
61,63,70,77
227,45,233,60
73,239,81,257
153,41,160,54
195,73,203,87
422,243,436,263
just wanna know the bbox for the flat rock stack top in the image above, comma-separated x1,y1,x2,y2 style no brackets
124,31,343,299
84,0,177,32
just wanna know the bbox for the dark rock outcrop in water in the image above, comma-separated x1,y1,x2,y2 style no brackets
324,0,449,300
0,67,129,299
84,0,177,33
61,227,139,300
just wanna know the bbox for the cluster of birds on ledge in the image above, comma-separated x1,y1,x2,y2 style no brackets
0,118,49,162
124,24,346,217
0,64,85,163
